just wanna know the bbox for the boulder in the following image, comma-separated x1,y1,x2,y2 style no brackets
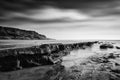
100,44,114,49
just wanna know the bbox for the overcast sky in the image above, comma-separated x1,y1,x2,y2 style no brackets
0,0,120,40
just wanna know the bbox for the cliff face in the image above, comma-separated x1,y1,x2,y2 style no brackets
0,26,48,40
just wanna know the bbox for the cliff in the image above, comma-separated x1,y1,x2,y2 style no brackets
0,26,48,40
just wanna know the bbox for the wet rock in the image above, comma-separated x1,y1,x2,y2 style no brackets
107,53,116,59
0,41,97,72
116,46,120,49
100,44,114,49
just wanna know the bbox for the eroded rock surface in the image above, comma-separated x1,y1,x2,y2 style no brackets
0,41,120,80
100,43,114,49
0,42,96,72
63,52,120,80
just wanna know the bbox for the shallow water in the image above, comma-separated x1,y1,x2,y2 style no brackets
62,42,120,68
62,48,94,68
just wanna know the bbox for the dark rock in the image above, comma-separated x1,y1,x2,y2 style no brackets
107,53,116,59
100,44,114,49
0,41,97,72
116,46,120,49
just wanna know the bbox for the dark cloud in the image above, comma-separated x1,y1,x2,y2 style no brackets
0,0,115,11
0,17,70,24
0,0,120,24
0,0,120,40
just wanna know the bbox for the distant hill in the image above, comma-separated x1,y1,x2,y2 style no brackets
0,26,49,40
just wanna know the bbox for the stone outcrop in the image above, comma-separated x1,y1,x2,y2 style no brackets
0,41,96,72
0,26,48,40
100,43,114,49
116,46,120,49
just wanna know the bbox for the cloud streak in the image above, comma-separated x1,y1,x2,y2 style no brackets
0,0,120,40
0,0,120,23
11,7,90,21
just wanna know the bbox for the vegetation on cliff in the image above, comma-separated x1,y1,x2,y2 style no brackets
0,26,48,40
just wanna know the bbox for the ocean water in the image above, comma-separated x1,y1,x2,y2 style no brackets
62,41,120,68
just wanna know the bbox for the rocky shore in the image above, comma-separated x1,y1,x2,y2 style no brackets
0,41,97,72
0,41,120,80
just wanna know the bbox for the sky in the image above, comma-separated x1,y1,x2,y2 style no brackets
0,0,120,40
